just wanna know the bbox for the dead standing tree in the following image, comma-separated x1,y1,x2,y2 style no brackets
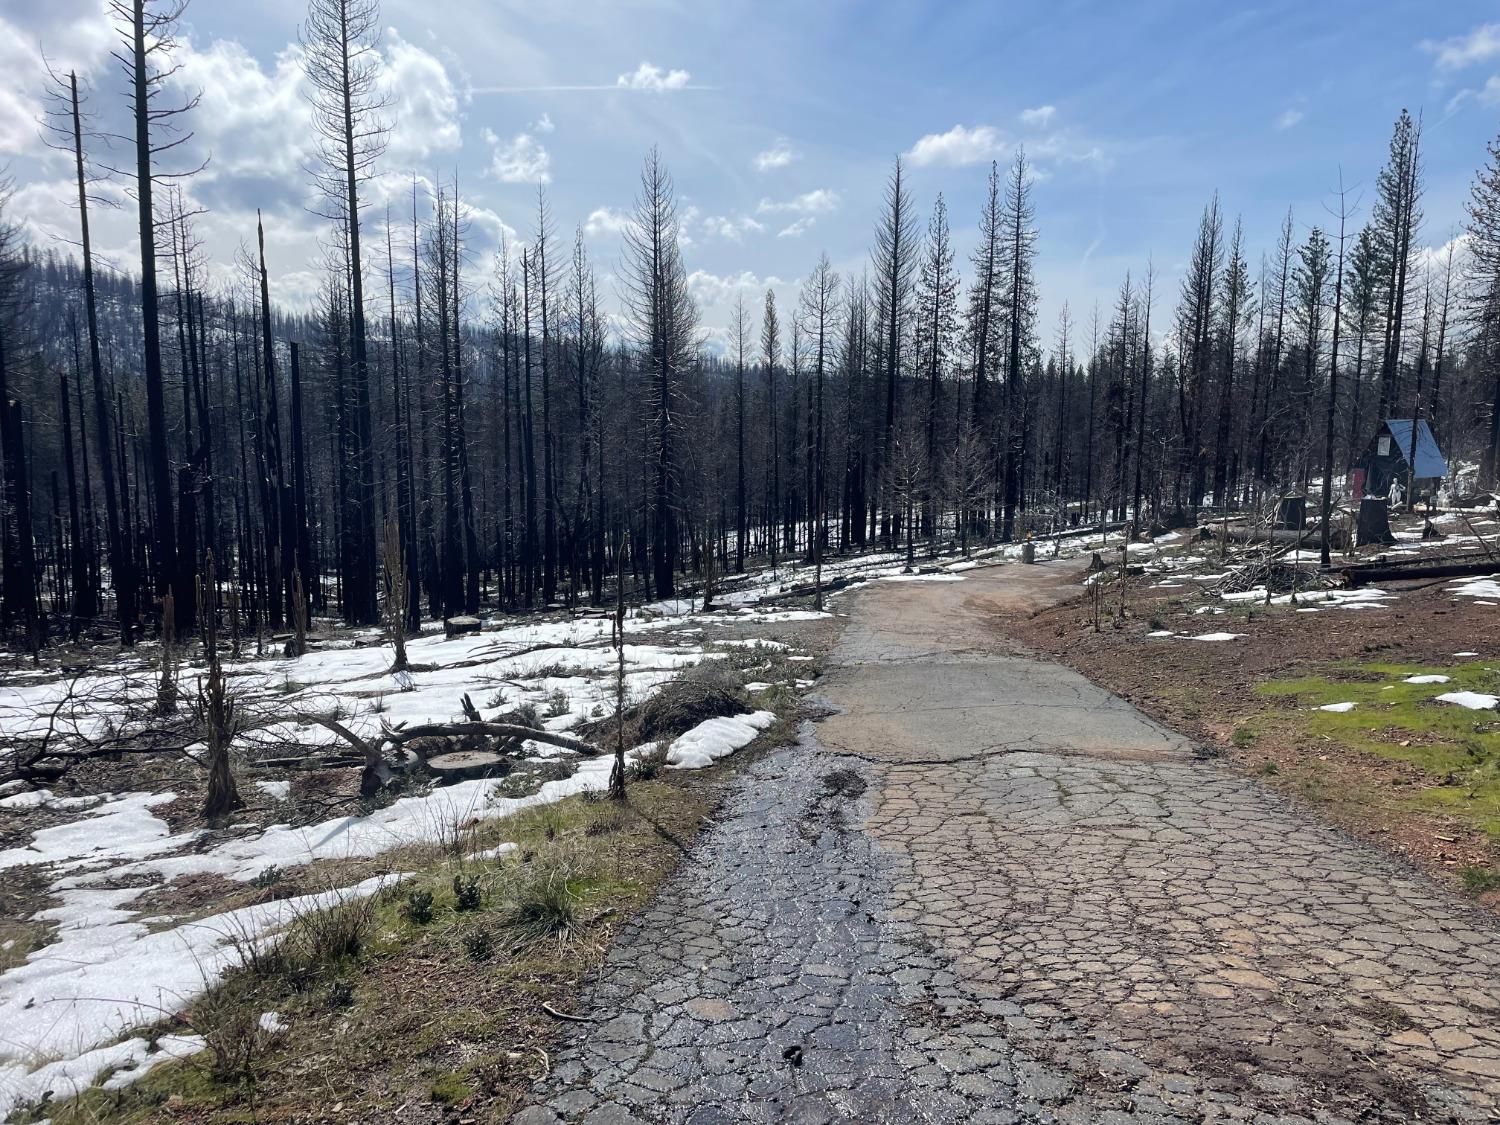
200,551,243,818
42,64,136,644
609,532,630,800
300,0,390,626
621,149,699,600
382,517,410,672
107,0,205,631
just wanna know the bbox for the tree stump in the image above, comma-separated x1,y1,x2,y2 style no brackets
1357,498,1395,546
426,750,507,782
444,616,482,640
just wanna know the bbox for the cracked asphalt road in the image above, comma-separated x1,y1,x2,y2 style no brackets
514,559,1500,1124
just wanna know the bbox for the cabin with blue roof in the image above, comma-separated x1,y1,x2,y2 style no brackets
1359,418,1447,499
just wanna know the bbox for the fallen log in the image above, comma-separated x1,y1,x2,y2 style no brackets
1206,525,1350,550
1341,557,1499,587
388,721,598,757
1029,520,1131,543
299,714,599,797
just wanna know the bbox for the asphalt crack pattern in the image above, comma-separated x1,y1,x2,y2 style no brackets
870,750,1500,1122
515,735,1191,1124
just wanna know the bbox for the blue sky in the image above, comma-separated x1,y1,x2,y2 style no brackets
3,0,1499,349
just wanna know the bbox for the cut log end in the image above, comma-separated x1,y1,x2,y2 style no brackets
426,750,508,781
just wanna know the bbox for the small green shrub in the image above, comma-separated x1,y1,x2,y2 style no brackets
631,741,669,781
403,888,435,925
452,874,483,911
462,927,495,962
585,804,629,837
498,841,589,942
189,987,272,1089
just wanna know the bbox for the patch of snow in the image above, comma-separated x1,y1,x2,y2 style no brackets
0,790,109,812
664,711,776,769
1448,575,1500,600
469,842,518,861
1318,702,1357,713
1186,632,1245,642
258,1011,287,1034
1456,651,1480,658
1436,691,1500,710
1403,675,1450,685
1146,630,1176,638
0,792,182,873
881,572,965,583
254,780,291,801
99,1033,205,1090
0,876,395,1119
0,1032,204,1118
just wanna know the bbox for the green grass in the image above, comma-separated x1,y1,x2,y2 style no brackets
1258,660,1500,838
1461,865,1500,895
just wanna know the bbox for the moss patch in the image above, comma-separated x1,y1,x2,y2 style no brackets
1259,661,1500,839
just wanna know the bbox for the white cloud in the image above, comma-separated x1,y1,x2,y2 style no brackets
1027,132,1109,170
1019,105,1056,127
1420,23,1500,71
754,139,796,171
0,0,114,157
616,61,691,92
382,31,463,164
1414,231,1471,276
906,124,1006,167
1444,73,1500,113
463,200,520,255
488,129,552,183
756,188,840,215
584,206,632,238
173,39,313,180
532,112,555,133
702,214,764,241
776,217,814,239
1275,107,1305,130
688,268,787,308
11,176,137,266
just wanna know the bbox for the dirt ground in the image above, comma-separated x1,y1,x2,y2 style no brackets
1008,562,1500,902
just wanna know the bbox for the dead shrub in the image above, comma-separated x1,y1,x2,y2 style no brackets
615,662,749,745
630,740,669,781
188,985,275,1090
